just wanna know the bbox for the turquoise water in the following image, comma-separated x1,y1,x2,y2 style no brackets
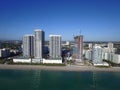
0,70,120,90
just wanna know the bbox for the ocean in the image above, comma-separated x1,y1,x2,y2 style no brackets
0,69,120,90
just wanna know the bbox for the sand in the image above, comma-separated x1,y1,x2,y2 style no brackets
0,64,120,72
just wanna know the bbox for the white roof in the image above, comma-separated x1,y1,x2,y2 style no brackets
49,35,61,37
34,29,43,31
24,34,34,36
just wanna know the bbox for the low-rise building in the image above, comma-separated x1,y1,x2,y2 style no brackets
13,58,31,63
13,58,62,64
43,58,62,64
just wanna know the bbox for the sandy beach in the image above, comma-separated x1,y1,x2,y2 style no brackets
0,64,120,72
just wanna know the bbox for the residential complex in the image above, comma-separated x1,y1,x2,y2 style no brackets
11,29,120,66
84,42,120,65
34,30,45,59
13,29,62,64
49,35,61,59
92,45,103,64
23,35,34,57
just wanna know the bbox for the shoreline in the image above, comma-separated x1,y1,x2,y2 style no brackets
0,64,120,72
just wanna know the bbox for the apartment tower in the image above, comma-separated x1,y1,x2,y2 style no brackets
49,35,61,59
34,30,45,59
23,35,34,57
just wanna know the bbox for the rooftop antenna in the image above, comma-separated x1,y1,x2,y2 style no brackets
79,30,82,36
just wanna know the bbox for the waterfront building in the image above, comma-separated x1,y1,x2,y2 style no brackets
92,45,103,64
73,35,83,62
49,35,61,59
102,42,116,63
85,49,92,61
112,54,120,64
23,35,34,57
34,30,45,59
103,53,120,64
103,52,113,62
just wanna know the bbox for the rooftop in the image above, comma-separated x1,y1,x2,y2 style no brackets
49,35,61,37
34,29,43,32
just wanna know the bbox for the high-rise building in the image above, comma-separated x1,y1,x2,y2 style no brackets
85,49,92,60
34,29,45,59
92,45,103,64
102,43,114,52
23,35,34,57
107,42,116,53
49,35,61,59
73,35,83,62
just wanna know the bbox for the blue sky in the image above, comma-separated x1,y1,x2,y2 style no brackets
0,0,120,41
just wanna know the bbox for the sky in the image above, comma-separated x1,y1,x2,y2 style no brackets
0,0,120,41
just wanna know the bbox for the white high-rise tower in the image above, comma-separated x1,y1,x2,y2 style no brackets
49,35,61,59
23,35,34,57
34,29,45,59
92,45,103,64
